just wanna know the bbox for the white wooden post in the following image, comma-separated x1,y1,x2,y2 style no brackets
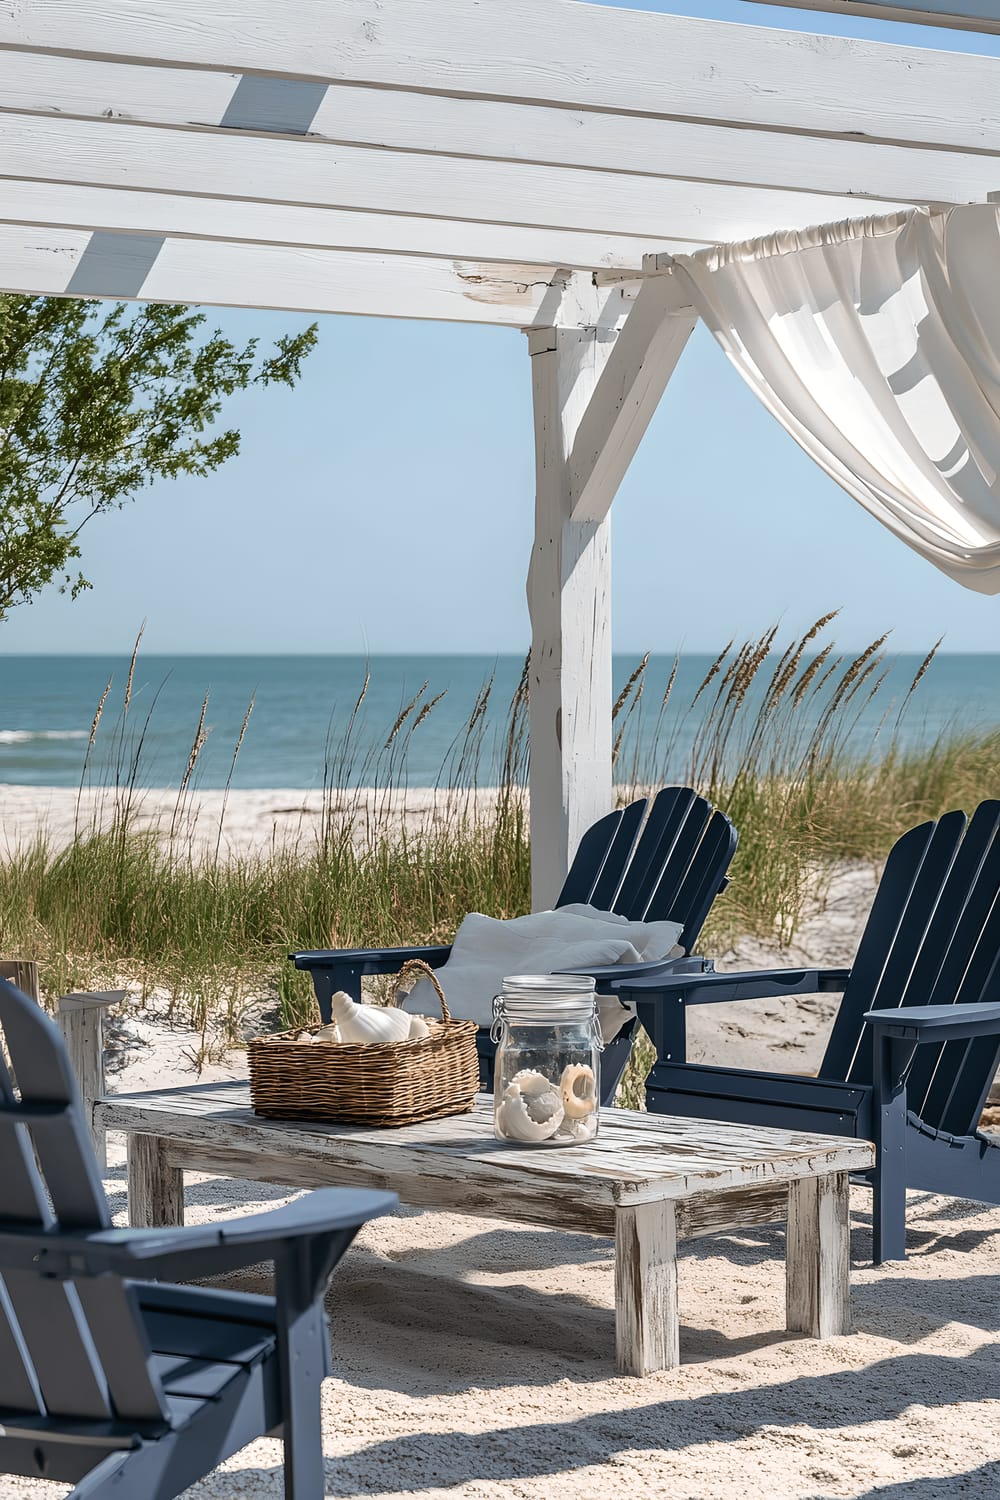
527,323,616,909
526,273,697,908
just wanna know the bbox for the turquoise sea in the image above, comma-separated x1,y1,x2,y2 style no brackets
1,653,998,790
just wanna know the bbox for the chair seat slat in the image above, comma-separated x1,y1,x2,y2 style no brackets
151,1354,265,1401
141,1309,278,1367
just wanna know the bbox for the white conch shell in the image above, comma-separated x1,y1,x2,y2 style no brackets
497,1070,564,1142
407,1013,431,1040
329,990,411,1044
560,1063,597,1119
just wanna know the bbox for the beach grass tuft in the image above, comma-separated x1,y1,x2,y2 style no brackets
2,618,998,1075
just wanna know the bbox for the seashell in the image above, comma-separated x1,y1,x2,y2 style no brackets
560,1063,597,1119
329,990,412,1044
497,1071,564,1142
313,1023,340,1043
407,1013,431,1041
554,1115,597,1142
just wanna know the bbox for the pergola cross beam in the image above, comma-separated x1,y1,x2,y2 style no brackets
749,1,1000,35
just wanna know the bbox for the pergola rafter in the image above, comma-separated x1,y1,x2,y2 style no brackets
752,1,1000,36
1,0,997,901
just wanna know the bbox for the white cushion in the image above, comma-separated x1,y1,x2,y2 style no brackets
401,906,684,1040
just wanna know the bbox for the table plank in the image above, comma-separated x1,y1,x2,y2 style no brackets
100,1084,869,1377
96,1086,873,1206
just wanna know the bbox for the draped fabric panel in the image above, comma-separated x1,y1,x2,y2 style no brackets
672,204,1000,594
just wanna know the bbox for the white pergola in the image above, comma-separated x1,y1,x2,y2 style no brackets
1,0,998,905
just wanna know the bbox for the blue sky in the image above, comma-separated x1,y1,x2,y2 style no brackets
3,0,999,658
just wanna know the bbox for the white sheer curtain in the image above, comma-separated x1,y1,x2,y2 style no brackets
671,203,1000,594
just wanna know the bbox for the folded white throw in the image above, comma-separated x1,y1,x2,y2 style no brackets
401,903,684,1041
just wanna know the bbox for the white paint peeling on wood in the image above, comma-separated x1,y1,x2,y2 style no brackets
99,1085,868,1377
615,1199,679,1374
786,1171,852,1338
0,222,89,290
96,1087,873,1200
0,231,607,328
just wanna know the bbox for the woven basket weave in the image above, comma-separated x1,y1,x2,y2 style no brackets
248,960,479,1127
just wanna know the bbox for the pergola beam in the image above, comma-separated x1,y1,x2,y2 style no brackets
0,223,606,328
0,113,911,249
749,0,1000,34
0,179,691,274
1,1,997,152
3,53,1000,205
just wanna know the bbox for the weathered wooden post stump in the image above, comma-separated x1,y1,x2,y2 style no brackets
56,991,126,1171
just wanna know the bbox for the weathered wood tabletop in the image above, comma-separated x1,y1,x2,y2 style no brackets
97,1084,873,1376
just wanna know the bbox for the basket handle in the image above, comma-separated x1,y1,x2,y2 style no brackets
396,959,452,1025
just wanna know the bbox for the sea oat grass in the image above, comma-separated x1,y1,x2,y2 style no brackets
2,621,998,1048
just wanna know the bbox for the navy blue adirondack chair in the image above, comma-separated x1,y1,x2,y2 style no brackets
291,786,738,1103
614,802,1000,1264
0,976,396,1499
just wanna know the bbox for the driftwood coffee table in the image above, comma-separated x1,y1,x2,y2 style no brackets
96,1085,873,1376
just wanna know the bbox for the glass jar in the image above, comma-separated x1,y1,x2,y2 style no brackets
492,975,603,1147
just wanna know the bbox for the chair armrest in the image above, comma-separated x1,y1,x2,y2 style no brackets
290,945,451,974
614,966,851,1006
1,1187,397,1281
864,1002,1000,1044
556,955,714,985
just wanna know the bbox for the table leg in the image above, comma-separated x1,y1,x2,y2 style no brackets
786,1171,850,1339
127,1133,184,1228
614,1199,679,1375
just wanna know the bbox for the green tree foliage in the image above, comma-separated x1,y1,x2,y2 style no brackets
0,295,317,620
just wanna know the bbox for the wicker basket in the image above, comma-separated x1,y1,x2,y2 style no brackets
248,960,479,1127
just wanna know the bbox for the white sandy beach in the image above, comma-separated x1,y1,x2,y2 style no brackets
2,790,999,1498
0,784,505,860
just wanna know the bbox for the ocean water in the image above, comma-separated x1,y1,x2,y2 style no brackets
0,652,998,790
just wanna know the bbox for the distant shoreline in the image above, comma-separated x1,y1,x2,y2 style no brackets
0,784,510,860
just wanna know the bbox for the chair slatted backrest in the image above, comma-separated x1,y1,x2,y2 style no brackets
0,978,169,1427
820,803,1000,1133
555,787,737,950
